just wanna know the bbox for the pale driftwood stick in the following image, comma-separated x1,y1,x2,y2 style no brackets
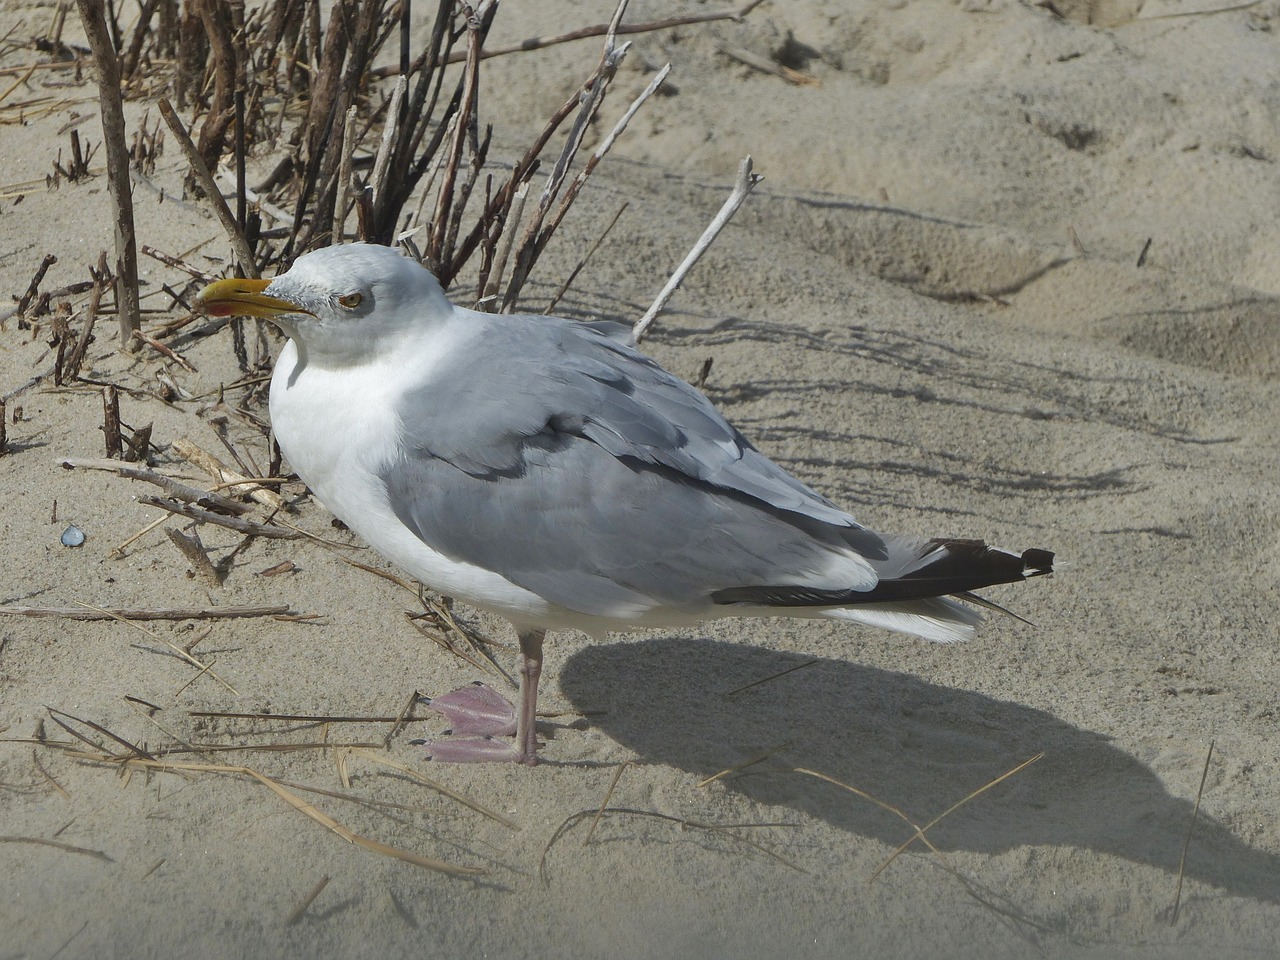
482,177,529,309
370,76,406,212
137,495,300,540
166,527,224,587
75,0,141,352
132,330,197,372
157,98,259,279
334,105,359,239
0,604,290,620
719,44,820,86
140,244,216,281
632,155,763,344
537,63,668,260
59,456,251,515
172,437,285,510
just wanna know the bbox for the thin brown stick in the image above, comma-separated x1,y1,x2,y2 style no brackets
15,254,56,316
374,0,767,76
166,527,223,587
133,330,197,372
383,688,422,749
75,0,142,351
138,495,300,539
63,252,106,377
0,604,289,621
59,457,252,515
140,243,216,280
157,97,259,278
102,384,122,459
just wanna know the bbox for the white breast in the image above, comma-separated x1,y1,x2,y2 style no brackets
269,336,556,624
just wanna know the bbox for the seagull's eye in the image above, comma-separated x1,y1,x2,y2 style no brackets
338,292,363,309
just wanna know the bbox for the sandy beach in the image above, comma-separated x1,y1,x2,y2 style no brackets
3,1,1280,957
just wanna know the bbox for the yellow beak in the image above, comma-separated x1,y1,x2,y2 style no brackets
195,277,313,319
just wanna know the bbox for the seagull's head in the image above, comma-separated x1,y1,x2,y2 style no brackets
196,242,453,364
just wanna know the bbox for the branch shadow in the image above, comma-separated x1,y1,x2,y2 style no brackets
558,637,1280,906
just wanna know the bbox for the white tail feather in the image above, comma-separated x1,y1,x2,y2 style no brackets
824,596,983,644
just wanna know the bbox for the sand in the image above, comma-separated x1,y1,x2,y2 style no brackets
3,1,1279,958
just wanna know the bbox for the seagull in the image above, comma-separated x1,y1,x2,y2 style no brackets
197,242,1053,765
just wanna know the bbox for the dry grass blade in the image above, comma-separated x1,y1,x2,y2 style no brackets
190,710,417,723
695,744,790,788
720,660,817,698
65,599,239,695
45,706,156,763
541,806,803,886
286,875,331,925
585,761,630,845
142,756,484,876
854,752,1042,882
1171,739,1215,924
35,739,484,876
32,748,71,799
544,200,627,314
346,747,518,830
0,835,112,861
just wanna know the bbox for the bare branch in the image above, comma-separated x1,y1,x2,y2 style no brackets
632,156,762,344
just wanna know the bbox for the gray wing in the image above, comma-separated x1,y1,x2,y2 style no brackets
383,432,884,617
380,312,881,617
399,312,857,527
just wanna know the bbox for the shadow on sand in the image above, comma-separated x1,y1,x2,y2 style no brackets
559,637,1279,906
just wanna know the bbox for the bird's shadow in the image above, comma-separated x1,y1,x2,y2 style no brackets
558,637,1279,906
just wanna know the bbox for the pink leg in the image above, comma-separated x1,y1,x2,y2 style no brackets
423,682,516,736
420,629,545,765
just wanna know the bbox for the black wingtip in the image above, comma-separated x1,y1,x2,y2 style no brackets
1021,548,1055,577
